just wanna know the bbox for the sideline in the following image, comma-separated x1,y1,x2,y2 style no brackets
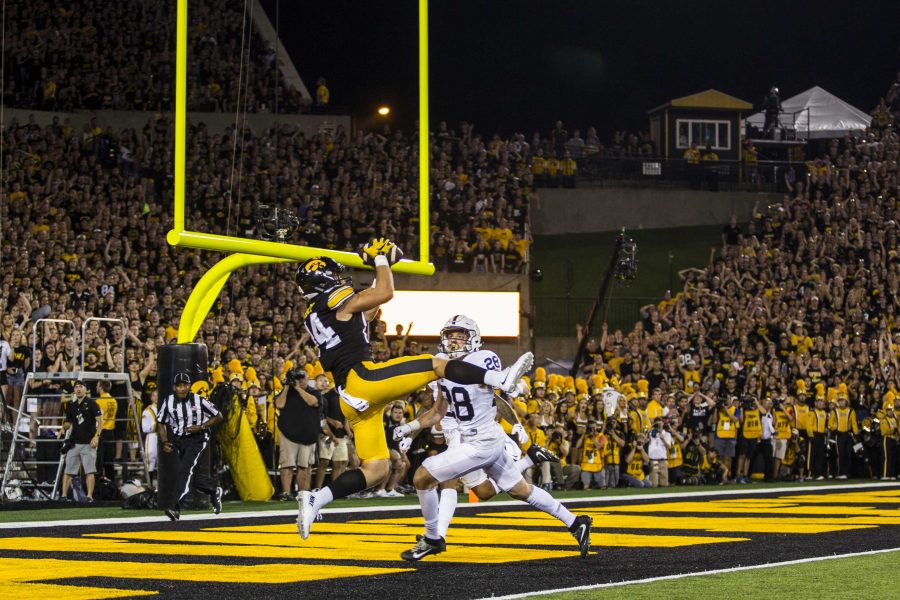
1,480,897,530
482,547,900,599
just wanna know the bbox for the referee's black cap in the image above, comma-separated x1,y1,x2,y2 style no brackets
173,372,191,385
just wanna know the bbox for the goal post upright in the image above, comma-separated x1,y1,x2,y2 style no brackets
169,0,434,342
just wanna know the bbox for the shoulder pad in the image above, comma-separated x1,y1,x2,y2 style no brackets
326,285,355,310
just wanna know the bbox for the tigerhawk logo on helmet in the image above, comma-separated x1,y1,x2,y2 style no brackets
295,256,350,301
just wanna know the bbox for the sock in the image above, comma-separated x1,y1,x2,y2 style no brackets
311,486,334,512
319,468,367,511
417,488,440,540
526,486,576,528
516,454,535,472
437,488,458,539
445,360,490,385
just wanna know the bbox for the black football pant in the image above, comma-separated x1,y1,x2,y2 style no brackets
835,432,852,477
95,429,116,480
807,433,826,479
753,438,774,480
883,437,897,479
173,434,217,506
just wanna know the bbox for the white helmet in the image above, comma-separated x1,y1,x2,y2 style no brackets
439,315,482,358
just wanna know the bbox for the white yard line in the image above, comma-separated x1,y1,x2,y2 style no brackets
1,480,898,530
481,547,900,600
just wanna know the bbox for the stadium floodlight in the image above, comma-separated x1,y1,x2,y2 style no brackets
377,105,391,116
169,0,434,342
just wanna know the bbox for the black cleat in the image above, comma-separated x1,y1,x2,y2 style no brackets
212,486,223,515
165,508,180,522
401,536,446,562
569,515,592,558
527,444,560,464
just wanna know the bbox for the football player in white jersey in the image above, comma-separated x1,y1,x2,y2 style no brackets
393,315,592,561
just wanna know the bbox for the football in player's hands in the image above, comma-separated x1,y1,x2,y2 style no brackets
393,423,412,441
359,237,404,266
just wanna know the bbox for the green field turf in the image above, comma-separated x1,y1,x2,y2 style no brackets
529,548,900,600
0,479,873,523
530,225,722,334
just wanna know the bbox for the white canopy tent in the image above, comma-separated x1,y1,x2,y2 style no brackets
747,86,872,139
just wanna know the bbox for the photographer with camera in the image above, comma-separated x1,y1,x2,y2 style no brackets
713,395,740,482
647,417,673,487
735,395,765,484
57,379,103,502
678,429,707,485
275,368,321,500
622,432,651,488
575,421,606,489
547,426,581,491
601,418,625,488
664,413,687,484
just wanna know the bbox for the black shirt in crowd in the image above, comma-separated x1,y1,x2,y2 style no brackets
65,397,103,444
278,386,321,445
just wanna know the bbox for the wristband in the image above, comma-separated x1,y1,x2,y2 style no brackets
407,419,422,434
374,254,389,268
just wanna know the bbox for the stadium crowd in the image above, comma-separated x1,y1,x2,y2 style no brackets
3,0,304,113
2,32,899,499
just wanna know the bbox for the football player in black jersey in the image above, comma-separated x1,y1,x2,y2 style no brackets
296,237,534,539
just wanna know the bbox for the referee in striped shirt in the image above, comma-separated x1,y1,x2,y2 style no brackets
157,371,224,521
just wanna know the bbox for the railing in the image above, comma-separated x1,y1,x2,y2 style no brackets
533,296,658,337
565,156,807,193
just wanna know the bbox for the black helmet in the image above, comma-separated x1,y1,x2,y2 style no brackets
296,256,348,300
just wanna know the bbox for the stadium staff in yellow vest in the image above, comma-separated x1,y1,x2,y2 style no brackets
547,426,581,491
561,152,577,188
95,379,118,481
792,382,811,481
734,396,764,484
601,418,625,489
828,387,858,479
622,432,651,488
806,394,829,480
531,149,547,187
772,397,793,480
576,423,605,489
713,395,740,481
880,404,898,480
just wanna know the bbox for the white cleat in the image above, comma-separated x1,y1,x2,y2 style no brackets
297,490,316,540
499,352,534,393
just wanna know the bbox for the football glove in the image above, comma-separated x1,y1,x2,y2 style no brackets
398,436,412,453
393,423,412,441
510,423,529,445
359,237,403,266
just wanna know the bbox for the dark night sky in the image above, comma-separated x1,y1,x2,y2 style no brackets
260,0,898,137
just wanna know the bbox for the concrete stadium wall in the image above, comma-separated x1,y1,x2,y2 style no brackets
532,185,780,234
4,108,350,136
